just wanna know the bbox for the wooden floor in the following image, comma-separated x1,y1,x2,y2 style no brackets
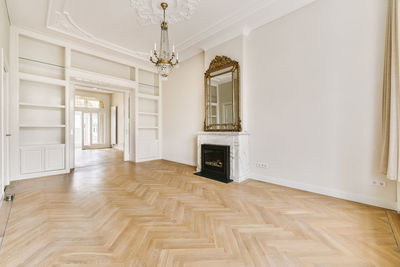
75,148,123,168
0,159,400,266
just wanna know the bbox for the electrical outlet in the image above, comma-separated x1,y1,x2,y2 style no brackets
256,162,269,169
372,180,386,187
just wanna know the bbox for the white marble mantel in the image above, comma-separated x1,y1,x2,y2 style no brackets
197,132,250,183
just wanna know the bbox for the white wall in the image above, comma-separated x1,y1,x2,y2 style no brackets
111,92,124,150
0,0,10,64
162,0,397,209
162,52,204,165
247,0,395,208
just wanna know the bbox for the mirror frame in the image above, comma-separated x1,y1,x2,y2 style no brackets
204,56,242,132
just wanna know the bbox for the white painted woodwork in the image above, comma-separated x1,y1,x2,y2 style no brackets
111,106,117,145
136,69,161,161
44,144,65,171
7,0,319,61
10,27,162,181
12,32,69,180
20,144,65,174
71,50,135,80
20,146,43,174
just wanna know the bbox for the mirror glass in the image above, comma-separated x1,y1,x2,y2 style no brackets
204,57,241,131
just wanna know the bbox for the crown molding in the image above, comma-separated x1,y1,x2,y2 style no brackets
45,0,317,64
176,0,277,51
181,0,318,52
47,0,149,62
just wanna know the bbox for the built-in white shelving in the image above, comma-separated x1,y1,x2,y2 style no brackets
138,126,159,129
16,34,68,177
19,72,67,86
19,124,66,128
138,112,159,116
11,27,162,181
136,69,161,161
19,102,66,109
138,93,159,100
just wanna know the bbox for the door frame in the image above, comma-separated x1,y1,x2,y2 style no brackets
0,48,10,198
70,82,131,169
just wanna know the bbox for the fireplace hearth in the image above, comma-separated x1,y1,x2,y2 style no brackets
195,144,231,183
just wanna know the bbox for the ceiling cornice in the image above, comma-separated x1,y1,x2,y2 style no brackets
46,0,318,63
47,0,149,62
176,0,278,51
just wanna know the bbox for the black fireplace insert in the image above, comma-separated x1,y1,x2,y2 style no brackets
195,144,231,183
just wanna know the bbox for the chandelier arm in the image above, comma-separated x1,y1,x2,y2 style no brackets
171,59,179,66
150,57,158,64
153,51,160,60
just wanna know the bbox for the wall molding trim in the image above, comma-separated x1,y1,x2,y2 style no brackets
45,0,318,63
47,0,150,62
251,174,397,211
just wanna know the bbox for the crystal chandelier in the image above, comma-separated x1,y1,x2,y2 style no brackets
150,2,179,78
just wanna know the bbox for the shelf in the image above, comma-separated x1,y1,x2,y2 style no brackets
139,112,159,116
138,127,159,129
19,72,67,86
19,57,65,69
139,82,159,88
19,102,66,109
20,143,65,148
20,124,66,128
138,93,159,100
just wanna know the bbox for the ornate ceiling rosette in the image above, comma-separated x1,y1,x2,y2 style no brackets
130,0,200,25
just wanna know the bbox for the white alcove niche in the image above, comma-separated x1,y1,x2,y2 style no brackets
10,27,163,180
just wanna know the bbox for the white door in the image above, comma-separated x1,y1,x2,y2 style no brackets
81,111,106,149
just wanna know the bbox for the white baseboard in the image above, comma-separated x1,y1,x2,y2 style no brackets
112,144,124,151
162,154,196,167
251,174,397,211
135,157,161,163
11,169,70,182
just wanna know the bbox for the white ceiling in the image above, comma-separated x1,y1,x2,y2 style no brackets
6,0,317,62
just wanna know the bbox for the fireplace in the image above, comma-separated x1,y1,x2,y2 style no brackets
195,144,231,183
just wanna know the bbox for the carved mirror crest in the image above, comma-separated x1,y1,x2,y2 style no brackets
204,56,241,132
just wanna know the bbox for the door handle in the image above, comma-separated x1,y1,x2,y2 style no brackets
6,134,11,137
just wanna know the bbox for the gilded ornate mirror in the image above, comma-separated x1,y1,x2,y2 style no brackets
204,56,241,132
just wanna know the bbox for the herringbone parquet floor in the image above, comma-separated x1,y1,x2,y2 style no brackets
0,159,399,266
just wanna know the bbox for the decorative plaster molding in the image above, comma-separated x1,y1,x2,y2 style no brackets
45,0,318,63
47,0,150,62
129,0,200,25
69,68,136,91
178,0,318,52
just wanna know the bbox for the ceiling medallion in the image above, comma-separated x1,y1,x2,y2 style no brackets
130,0,200,25
150,3,179,78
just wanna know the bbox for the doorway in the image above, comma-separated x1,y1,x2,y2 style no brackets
73,87,127,168
75,110,107,149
